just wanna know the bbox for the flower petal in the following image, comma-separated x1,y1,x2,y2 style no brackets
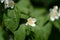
11,6,14,8
58,13,60,17
55,16,59,19
32,18,37,22
25,22,28,25
0,0,4,3
30,23,36,27
4,0,14,9
50,17,55,21
27,17,32,21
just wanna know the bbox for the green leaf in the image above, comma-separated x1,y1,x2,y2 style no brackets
0,26,4,40
3,7,20,32
37,15,49,26
53,19,60,31
20,14,29,19
30,8,47,18
31,22,52,40
14,24,26,40
15,0,30,14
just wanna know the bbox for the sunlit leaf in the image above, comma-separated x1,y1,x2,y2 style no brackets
30,8,47,18
14,24,26,40
15,0,30,14
31,22,52,40
3,7,20,32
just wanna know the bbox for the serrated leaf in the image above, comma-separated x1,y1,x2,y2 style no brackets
31,22,52,40
14,24,26,40
3,7,20,32
15,0,30,14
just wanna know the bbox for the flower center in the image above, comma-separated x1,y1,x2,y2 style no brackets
8,1,14,6
51,13,57,17
50,9,58,17
28,19,33,24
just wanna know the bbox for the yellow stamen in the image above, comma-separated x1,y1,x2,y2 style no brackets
50,12,57,17
28,19,33,24
8,1,14,6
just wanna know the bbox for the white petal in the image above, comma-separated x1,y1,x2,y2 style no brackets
25,22,28,25
11,6,14,9
50,17,55,21
53,6,58,10
32,18,37,22
4,0,9,8
30,24,36,27
1,0,4,3
5,0,9,4
55,16,59,19
5,4,9,9
58,13,60,17
27,17,32,21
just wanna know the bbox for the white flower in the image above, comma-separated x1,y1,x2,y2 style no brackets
0,0,4,3
26,17,36,27
50,6,59,21
4,0,15,9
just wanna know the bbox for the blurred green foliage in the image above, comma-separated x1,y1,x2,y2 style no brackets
0,0,60,40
